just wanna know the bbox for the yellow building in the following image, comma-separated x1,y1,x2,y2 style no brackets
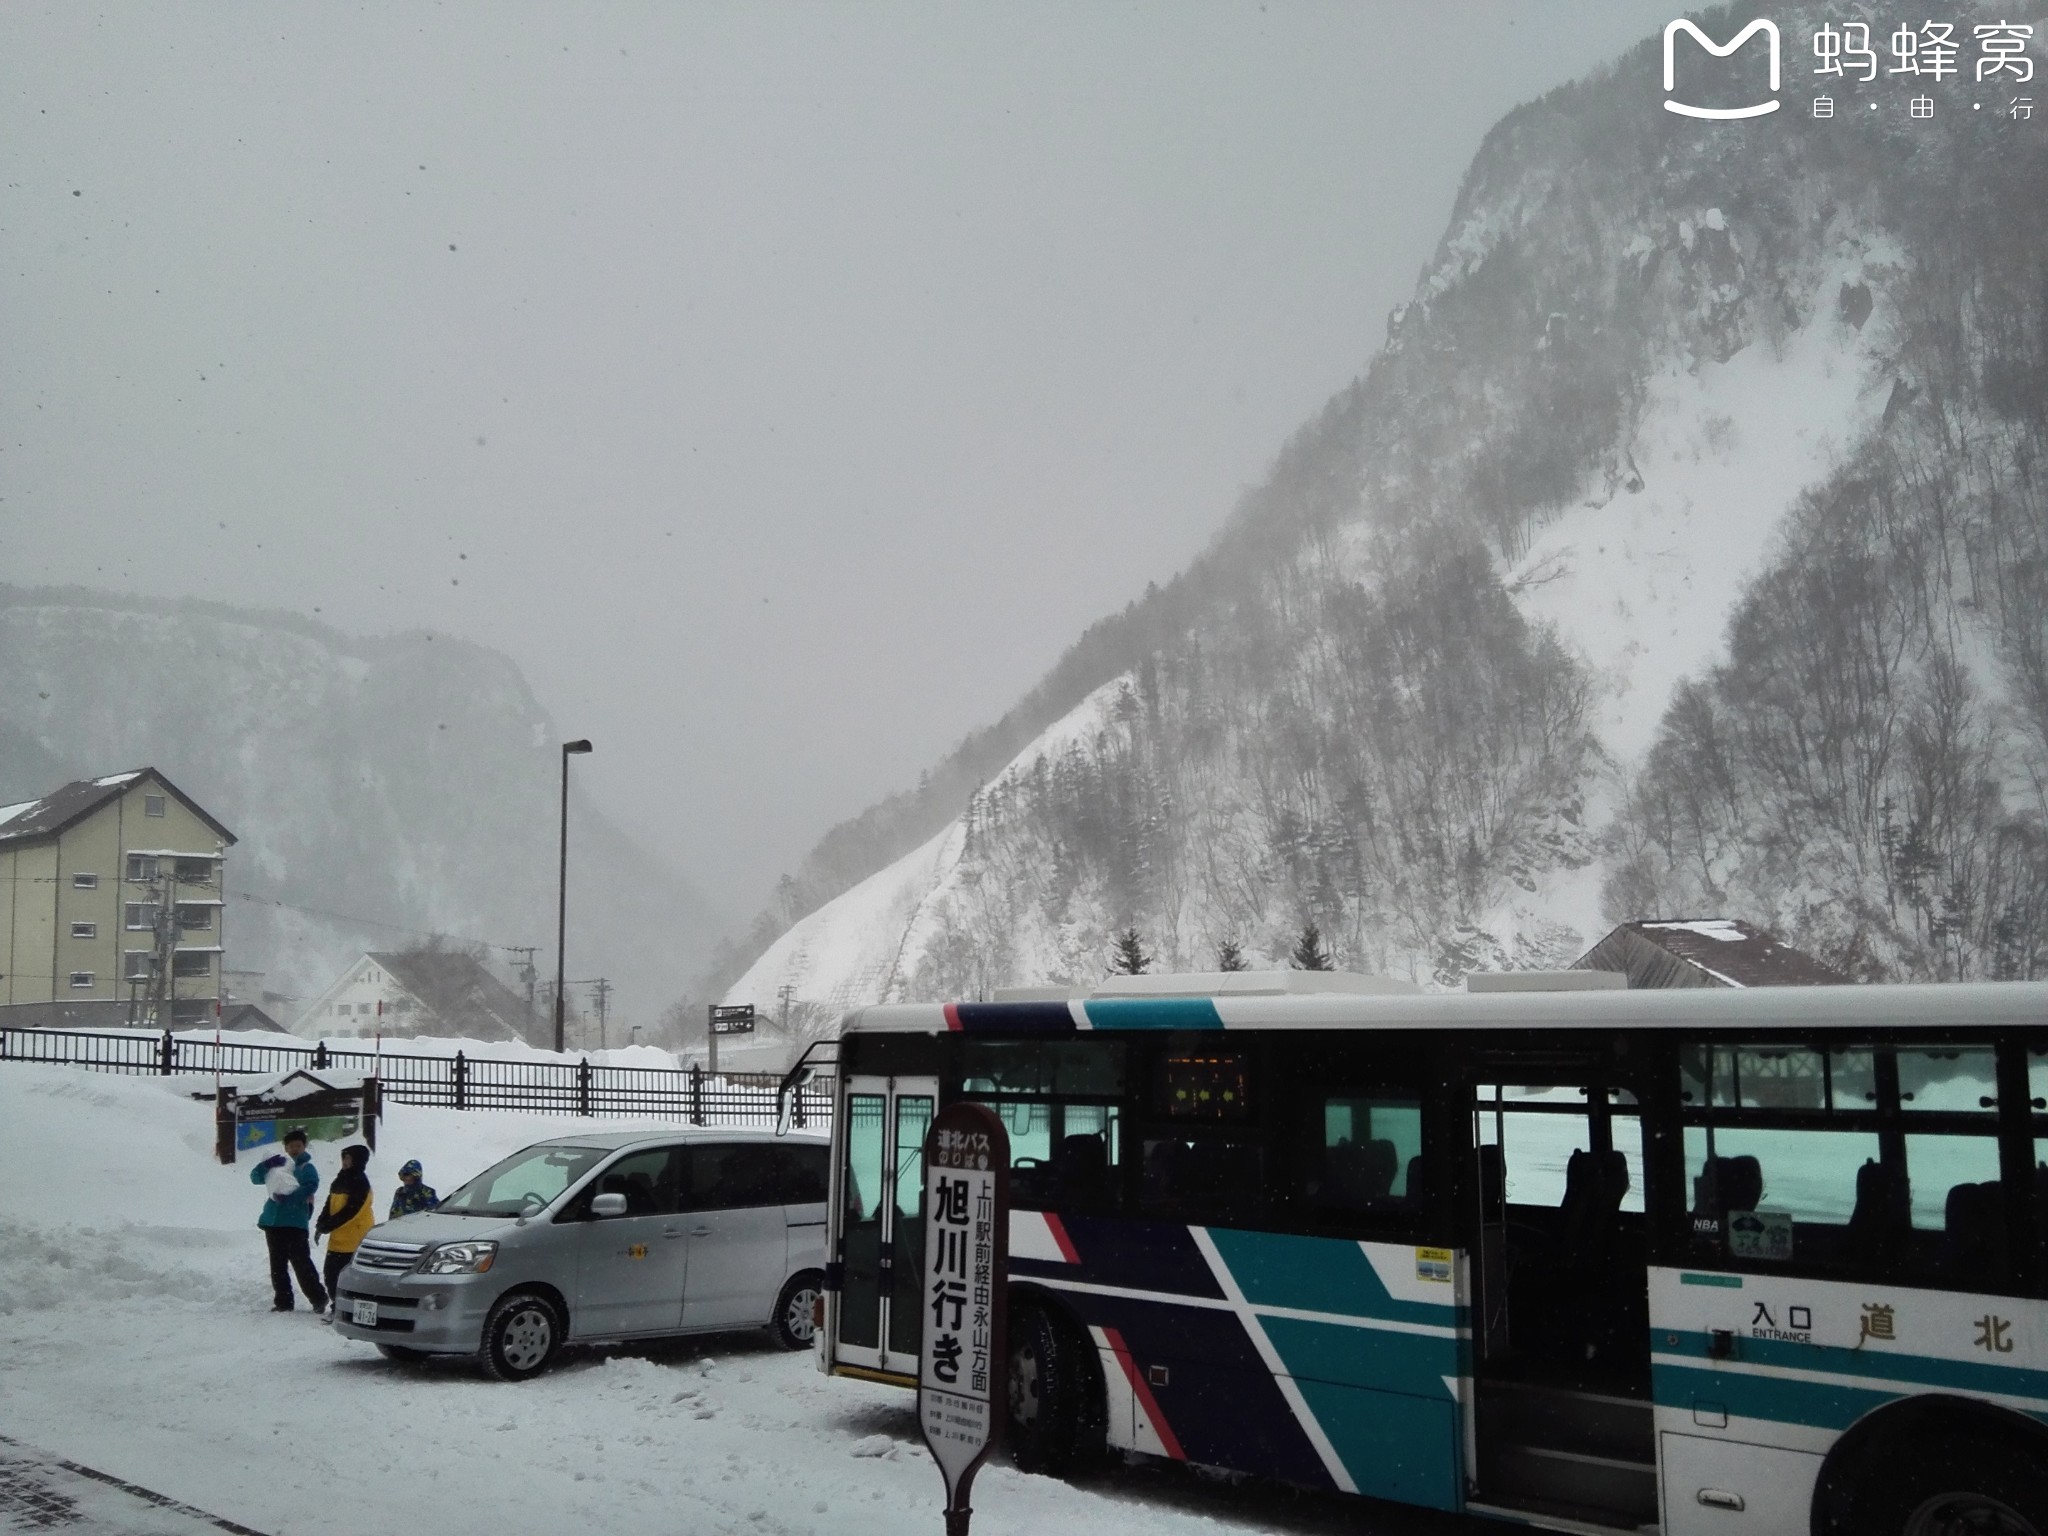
0,768,237,1028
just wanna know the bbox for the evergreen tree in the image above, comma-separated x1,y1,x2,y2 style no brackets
1111,927,1152,975
1216,938,1249,972
1290,921,1334,971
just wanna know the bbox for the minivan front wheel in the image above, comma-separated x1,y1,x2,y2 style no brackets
480,1291,563,1382
771,1270,823,1351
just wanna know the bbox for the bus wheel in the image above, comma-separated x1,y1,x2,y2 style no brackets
1008,1305,1089,1475
1861,1435,2048,1536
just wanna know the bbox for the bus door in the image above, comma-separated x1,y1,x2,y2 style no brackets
831,1074,936,1377
1465,1072,1657,1525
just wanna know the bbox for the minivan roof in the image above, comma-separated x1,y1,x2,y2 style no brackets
525,1127,826,1152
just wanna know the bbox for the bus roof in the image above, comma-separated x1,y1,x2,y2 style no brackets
839,979,2048,1036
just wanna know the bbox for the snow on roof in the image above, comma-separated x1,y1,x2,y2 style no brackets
0,801,35,828
1641,919,1748,943
93,772,142,786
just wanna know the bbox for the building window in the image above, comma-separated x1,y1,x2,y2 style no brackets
175,904,213,932
125,903,159,931
69,971,95,989
174,858,215,886
72,872,99,890
126,855,158,883
143,794,167,817
125,952,153,981
71,922,97,940
172,952,212,978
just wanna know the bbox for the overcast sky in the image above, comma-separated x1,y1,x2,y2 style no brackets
3,1,1680,913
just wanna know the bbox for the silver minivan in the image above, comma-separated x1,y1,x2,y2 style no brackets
331,1128,829,1380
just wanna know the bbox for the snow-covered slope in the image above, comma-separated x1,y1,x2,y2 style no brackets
726,3,2047,1008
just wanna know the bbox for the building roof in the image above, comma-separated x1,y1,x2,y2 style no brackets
1572,918,1850,989
220,1002,286,1033
0,768,236,851
369,949,532,1043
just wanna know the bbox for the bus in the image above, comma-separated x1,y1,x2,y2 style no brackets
805,969,2048,1535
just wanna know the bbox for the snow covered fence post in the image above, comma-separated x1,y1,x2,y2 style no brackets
918,1102,1008,1536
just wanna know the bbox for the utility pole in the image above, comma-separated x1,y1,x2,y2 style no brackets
777,982,795,1042
509,946,539,1042
591,977,612,1051
143,863,181,1032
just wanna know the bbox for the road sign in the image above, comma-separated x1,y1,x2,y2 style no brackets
918,1102,1009,1536
708,1004,755,1036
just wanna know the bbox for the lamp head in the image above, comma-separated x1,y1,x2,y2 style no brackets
563,739,593,755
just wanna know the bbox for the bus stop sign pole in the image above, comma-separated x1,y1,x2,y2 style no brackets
917,1102,1009,1536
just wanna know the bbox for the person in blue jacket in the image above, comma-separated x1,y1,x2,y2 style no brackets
251,1126,328,1312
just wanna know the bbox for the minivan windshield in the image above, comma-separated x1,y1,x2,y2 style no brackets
436,1144,609,1217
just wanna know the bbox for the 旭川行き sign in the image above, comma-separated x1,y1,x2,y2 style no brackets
918,1102,1009,1535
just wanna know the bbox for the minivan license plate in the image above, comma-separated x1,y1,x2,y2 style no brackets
352,1299,378,1327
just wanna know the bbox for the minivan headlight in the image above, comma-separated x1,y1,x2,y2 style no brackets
418,1240,497,1275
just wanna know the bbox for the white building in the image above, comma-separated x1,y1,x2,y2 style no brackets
295,950,533,1043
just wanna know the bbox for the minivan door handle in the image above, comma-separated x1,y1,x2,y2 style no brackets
661,1227,685,1240
688,1226,711,1238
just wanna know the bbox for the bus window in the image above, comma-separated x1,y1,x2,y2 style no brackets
1475,1087,1646,1215
1684,1125,1880,1253
1316,1097,1422,1206
1141,1133,1264,1214
960,1038,1125,1097
1898,1047,1999,1112
961,1041,1125,1210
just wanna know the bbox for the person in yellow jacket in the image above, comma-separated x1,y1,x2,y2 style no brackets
314,1144,375,1317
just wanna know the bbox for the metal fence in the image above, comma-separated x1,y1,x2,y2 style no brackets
0,1026,832,1129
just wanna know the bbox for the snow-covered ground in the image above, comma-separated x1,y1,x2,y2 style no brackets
0,1064,1459,1536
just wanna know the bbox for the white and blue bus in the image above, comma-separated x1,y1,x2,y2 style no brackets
808,970,2048,1534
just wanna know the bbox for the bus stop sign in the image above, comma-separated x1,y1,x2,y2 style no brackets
918,1101,1009,1536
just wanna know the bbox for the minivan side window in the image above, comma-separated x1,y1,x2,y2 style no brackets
776,1144,828,1203
683,1144,783,1210
585,1147,679,1217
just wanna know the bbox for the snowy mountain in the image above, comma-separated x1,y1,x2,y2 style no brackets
728,0,2048,1009
0,588,714,1025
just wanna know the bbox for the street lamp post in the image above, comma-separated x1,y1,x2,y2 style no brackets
555,738,593,1053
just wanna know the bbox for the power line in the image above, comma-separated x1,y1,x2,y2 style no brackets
223,888,533,956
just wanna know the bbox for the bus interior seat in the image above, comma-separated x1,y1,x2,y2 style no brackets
1944,1181,2007,1278
1404,1154,1426,1202
1847,1159,1911,1260
1053,1132,1109,1202
1561,1148,1629,1250
1692,1154,1763,1220
1328,1138,1400,1204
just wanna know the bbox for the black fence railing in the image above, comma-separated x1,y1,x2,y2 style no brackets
0,1026,832,1129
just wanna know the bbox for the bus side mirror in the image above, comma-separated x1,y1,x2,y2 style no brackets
775,1065,818,1138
